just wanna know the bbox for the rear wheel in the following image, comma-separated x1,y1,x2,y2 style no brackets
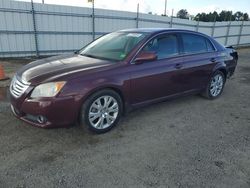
202,70,225,99
80,89,123,133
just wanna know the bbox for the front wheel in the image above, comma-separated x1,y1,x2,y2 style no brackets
202,71,226,99
80,89,123,133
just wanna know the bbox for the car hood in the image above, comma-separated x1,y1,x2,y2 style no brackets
17,53,114,84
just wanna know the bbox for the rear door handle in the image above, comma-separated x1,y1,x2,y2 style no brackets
175,63,183,69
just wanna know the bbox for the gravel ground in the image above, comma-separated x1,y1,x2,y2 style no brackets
0,49,250,188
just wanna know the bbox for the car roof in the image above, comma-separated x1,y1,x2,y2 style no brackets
119,28,197,34
118,28,225,51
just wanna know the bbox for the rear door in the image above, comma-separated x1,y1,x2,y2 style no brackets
179,33,218,91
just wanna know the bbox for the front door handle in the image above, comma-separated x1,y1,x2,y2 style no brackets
210,58,216,62
175,63,183,69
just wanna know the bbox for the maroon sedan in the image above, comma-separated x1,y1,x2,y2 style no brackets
10,28,238,133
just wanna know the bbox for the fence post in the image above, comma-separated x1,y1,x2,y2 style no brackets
196,20,199,32
91,0,95,40
170,9,173,28
136,3,139,28
31,0,39,57
211,21,216,37
224,14,232,46
237,20,244,47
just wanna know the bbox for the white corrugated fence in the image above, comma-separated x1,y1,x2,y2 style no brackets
0,0,250,57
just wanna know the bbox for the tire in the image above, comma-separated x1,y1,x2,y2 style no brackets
202,70,226,99
80,89,123,133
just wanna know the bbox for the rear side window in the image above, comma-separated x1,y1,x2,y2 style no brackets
206,39,215,52
182,33,214,54
143,34,179,59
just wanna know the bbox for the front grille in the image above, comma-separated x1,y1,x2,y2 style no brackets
10,76,30,98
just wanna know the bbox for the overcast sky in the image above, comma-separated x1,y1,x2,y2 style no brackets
18,0,250,16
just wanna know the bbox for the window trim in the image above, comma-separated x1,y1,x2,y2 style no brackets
130,31,218,64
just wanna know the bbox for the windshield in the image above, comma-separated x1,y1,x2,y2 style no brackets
79,32,148,61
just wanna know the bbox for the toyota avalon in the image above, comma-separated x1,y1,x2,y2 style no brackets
10,28,238,133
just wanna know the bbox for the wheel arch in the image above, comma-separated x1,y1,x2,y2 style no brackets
87,85,124,102
212,63,227,79
79,85,126,116
217,68,227,79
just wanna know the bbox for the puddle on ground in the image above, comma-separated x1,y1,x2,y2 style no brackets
0,87,9,102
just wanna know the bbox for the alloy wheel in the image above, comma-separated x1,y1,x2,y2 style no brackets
88,95,119,129
210,74,224,97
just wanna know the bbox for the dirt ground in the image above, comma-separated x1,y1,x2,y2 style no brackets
0,49,250,188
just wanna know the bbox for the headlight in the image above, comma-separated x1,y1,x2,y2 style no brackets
30,81,66,98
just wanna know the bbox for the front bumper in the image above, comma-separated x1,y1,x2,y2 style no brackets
10,93,83,128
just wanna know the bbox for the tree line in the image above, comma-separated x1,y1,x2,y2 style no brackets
176,9,249,22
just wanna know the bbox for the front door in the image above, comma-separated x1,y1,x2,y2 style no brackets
129,33,185,105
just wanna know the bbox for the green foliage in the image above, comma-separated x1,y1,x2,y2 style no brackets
193,10,249,22
177,9,189,19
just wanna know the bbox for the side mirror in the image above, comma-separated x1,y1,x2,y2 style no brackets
134,52,157,64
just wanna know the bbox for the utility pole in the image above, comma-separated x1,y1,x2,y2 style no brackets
42,0,44,4
164,0,167,16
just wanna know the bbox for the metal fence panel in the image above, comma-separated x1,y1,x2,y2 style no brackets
0,0,250,57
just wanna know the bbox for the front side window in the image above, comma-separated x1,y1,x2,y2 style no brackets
80,32,148,61
182,33,213,54
143,34,179,60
